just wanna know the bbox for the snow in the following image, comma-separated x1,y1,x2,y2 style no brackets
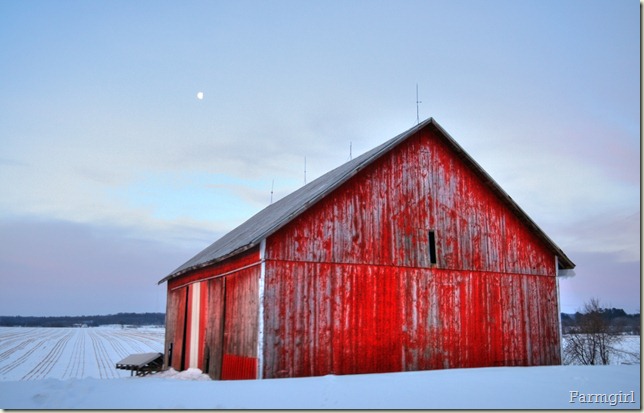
0,327,640,409
0,364,639,409
0,326,164,380
608,336,640,365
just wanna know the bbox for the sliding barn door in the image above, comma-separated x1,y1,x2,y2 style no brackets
204,277,225,379
169,267,260,380
165,285,187,371
220,268,260,380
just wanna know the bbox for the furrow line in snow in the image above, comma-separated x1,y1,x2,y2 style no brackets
97,330,129,359
89,330,118,379
60,330,77,379
0,329,61,376
88,330,107,379
0,328,45,363
0,328,37,339
0,328,39,347
123,328,164,351
62,330,84,380
76,329,86,378
0,337,36,363
120,329,165,349
113,331,148,354
0,327,166,380
21,330,73,381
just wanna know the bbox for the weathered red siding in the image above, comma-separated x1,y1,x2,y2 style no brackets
165,247,260,379
204,277,224,378
164,286,187,370
262,128,560,378
262,263,560,378
267,129,553,274
220,266,259,379
168,247,260,290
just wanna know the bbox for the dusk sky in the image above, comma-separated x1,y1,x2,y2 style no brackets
0,0,639,316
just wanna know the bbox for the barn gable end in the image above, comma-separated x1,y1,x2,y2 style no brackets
160,118,574,380
261,124,563,377
265,126,557,273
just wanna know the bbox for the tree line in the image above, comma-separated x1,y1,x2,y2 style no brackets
562,298,640,366
0,312,165,327
561,306,640,335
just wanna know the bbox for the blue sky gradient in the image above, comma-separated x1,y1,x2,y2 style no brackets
0,0,639,315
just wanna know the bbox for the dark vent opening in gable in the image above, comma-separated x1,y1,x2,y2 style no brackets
428,230,437,264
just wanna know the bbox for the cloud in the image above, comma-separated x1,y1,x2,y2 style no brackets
558,250,640,314
0,104,372,246
558,211,640,263
474,129,635,216
0,218,200,316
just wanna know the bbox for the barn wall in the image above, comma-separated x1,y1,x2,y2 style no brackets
262,262,561,379
263,128,560,377
164,247,261,379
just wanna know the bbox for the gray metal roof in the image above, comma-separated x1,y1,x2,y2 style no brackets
159,118,574,284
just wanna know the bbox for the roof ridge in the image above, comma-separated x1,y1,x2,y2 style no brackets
159,119,434,283
160,117,573,284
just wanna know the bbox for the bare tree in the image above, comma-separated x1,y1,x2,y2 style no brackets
563,298,624,365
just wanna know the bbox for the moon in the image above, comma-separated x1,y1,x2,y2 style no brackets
196,92,204,100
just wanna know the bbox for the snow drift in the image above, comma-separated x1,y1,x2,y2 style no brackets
1,364,639,409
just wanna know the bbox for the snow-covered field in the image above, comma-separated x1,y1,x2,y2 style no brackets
599,335,640,365
0,326,640,409
0,326,164,381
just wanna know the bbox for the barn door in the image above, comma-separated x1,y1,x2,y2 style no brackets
166,282,209,372
220,269,260,380
171,268,259,380
165,285,188,371
204,277,225,379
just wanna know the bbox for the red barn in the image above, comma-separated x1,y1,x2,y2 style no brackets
159,118,575,380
